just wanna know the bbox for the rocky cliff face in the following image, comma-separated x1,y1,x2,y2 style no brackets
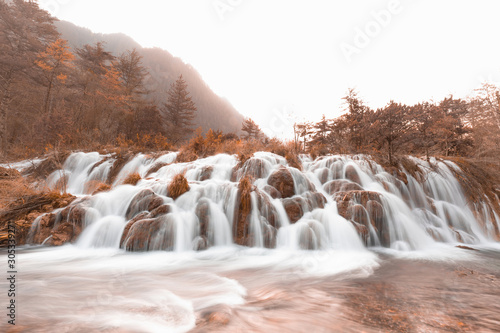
2,151,499,251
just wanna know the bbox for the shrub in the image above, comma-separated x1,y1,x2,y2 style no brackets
122,173,141,186
167,173,190,200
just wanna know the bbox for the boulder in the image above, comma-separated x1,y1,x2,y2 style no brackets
267,167,295,198
334,190,389,246
126,189,164,220
60,203,88,226
350,221,369,245
282,198,304,223
238,158,268,180
120,212,150,246
195,199,211,239
344,164,361,185
199,166,214,181
263,185,281,199
317,168,330,184
347,204,370,227
233,176,255,246
150,204,171,218
122,216,175,251
324,180,363,195
50,222,81,246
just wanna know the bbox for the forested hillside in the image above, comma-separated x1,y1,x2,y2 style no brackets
55,20,244,135
0,0,243,159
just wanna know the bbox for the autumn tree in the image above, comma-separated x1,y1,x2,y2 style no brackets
295,122,312,151
467,83,500,158
0,0,58,153
311,115,330,145
371,101,410,164
113,49,154,138
74,42,116,131
342,88,370,152
164,74,197,143
35,39,75,114
115,48,148,100
409,102,441,160
435,96,472,156
241,118,261,139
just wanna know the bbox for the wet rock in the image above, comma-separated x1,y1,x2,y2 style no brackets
233,176,255,246
344,165,362,185
195,199,210,239
256,189,279,228
50,222,81,246
122,216,175,251
334,191,390,246
263,185,281,199
298,221,322,250
317,168,329,184
28,214,56,244
348,204,370,227
324,180,363,195
150,204,171,218
60,203,88,226
456,245,477,251
238,158,268,179
351,221,369,245
267,167,295,198
199,166,214,181
304,191,327,210
386,165,409,185
146,162,169,176
192,236,209,251
126,189,164,220
334,191,382,208
262,222,277,248
366,200,384,230
282,198,304,223
120,212,150,246
107,152,133,184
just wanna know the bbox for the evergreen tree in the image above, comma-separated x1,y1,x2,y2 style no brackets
241,118,261,138
164,75,197,143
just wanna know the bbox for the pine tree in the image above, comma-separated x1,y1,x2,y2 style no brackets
241,118,261,138
35,38,75,114
164,75,197,143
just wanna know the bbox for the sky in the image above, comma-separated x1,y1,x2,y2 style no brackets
38,0,500,138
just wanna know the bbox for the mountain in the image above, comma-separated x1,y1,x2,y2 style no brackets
55,20,244,135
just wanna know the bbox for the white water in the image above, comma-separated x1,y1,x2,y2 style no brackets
29,151,500,252
5,245,379,332
6,151,500,332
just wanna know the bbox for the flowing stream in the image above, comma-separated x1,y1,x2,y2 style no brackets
1,152,500,332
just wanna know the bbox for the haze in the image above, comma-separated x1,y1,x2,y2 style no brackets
39,0,500,136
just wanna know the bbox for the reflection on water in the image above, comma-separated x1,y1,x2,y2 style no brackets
1,245,500,332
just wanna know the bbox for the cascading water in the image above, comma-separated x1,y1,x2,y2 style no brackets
27,151,500,252
6,151,500,332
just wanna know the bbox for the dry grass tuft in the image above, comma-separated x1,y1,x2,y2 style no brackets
122,173,142,186
285,151,302,170
0,168,37,211
167,173,190,200
92,182,112,195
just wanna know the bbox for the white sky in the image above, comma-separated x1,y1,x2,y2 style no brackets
39,0,500,138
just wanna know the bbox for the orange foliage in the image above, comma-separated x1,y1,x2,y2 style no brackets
167,173,190,200
122,173,141,186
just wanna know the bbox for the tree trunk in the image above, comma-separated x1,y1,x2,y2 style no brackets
387,139,393,165
0,71,13,155
43,74,54,114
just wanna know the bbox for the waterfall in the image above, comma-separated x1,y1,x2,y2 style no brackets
28,151,500,251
